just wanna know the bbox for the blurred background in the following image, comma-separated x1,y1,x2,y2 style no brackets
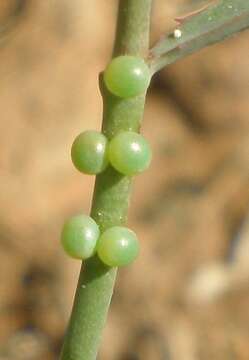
0,0,249,359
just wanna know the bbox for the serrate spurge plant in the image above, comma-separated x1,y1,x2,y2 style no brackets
61,215,100,260
104,55,151,98
71,130,109,175
60,1,249,359
108,131,152,176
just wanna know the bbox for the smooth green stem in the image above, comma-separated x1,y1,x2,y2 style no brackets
150,0,249,73
60,1,152,359
114,0,152,56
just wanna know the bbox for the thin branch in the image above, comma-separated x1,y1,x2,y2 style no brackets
150,0,249,73
60,1,152,359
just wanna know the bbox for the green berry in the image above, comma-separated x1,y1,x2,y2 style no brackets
71,131,108,175
61,215,100,259
104,55,151,98
108,131,152,176
97,226,139,267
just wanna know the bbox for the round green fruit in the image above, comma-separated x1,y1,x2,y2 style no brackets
61,214,100,259
108,131,152,176
103,55,151,98
97,226,139,267
71,130,108,175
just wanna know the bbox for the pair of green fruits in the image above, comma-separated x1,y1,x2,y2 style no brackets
61,215,139,267
71,130,152,176
62,56,151,266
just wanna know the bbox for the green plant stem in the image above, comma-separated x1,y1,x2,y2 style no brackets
60,1,152,359
150,0,249,73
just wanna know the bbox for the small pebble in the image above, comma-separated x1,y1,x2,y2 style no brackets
174,29,182,39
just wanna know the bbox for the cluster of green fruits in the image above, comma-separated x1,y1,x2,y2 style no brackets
61,55,151,267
